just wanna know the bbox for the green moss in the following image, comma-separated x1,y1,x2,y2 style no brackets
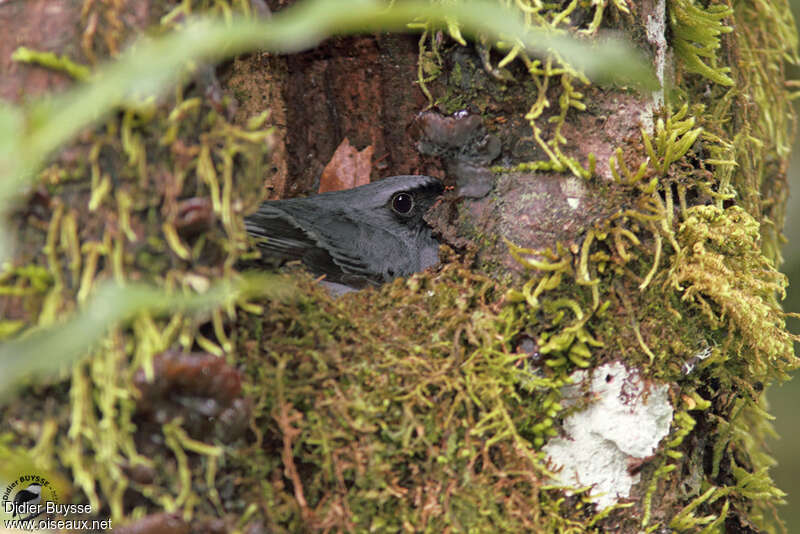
228,264,624,531
496,199,797,531
669,0,734,86
1,0,275,524
416,0,639,179
670,206,795,383
492,78,798,528
11,47,91,81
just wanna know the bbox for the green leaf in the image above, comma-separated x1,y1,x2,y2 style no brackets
0,274,291,396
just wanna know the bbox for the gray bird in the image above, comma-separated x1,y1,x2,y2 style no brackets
244,175,443,290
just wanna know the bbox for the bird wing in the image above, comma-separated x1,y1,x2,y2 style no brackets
245,204,317,261
245,203,377,285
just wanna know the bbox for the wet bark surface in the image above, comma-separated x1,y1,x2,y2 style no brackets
280,34,444,197
0,0,83,102
0,0,153,102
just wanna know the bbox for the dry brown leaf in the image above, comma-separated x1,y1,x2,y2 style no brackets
318,138,374,193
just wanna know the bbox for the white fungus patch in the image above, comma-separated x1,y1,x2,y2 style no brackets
543,361,674,510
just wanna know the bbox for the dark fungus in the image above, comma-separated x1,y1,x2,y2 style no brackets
415,111,501,199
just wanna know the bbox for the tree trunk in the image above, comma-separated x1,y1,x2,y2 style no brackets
0,0,797,532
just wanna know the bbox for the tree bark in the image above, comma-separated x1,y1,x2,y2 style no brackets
0,0,797,532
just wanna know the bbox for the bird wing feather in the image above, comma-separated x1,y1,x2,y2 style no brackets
245,203,378,285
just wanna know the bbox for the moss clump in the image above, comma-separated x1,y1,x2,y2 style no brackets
232,260,633,531
670,206,795,385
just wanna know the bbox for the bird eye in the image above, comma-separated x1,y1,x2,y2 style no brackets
391,192,414,215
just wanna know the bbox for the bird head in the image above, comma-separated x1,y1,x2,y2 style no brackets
316,174,443,233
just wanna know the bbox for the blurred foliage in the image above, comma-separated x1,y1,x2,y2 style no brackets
768,1,800,531
0,276,289,396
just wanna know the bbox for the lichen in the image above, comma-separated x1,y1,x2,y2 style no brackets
463,0,798,526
